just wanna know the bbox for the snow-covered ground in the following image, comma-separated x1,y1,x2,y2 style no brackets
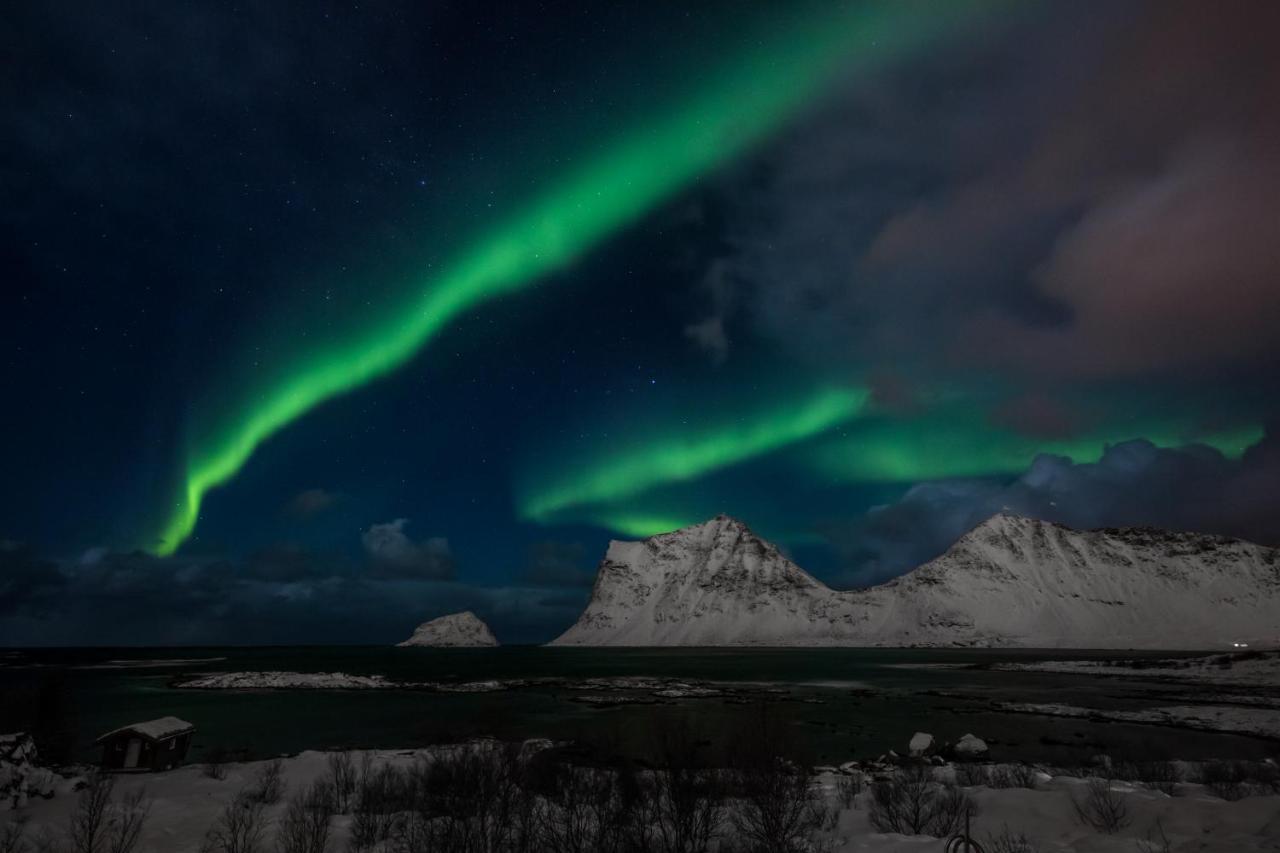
175,671,397,689
5,750,1280,852
552,513,1280,648
997,651,1280,687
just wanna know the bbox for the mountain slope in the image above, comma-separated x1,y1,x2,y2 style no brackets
397,611,499,647
550,514,1280,648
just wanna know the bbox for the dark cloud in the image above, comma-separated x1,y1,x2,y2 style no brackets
361,519,455,581
519,541,594,588
824,428,1280,587
0,543,68,615
0,543,577,646
713,0,1280,383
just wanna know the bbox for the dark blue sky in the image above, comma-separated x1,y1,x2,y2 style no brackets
3,1,1278,645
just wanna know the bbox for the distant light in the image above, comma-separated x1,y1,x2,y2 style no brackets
1232,642,1250,649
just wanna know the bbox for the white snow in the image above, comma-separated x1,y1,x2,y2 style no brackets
550,513,1280,648
1,733,57,810
396,610,499,647
175,672,396,689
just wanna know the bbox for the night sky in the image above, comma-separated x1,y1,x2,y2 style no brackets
3,1,1278,645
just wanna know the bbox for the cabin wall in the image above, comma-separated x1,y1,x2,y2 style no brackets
99,730,193,772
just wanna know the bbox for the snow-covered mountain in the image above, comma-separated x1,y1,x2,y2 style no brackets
550,514,1280,649
397,611,499,647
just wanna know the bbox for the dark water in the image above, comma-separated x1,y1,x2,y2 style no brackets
1,646,1272,767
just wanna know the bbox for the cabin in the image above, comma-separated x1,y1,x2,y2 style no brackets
95,717,194,772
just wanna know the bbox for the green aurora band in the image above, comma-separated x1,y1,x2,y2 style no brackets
805,415,1263,483
518,392,1261,537
152,2,980,555
519,384,871,525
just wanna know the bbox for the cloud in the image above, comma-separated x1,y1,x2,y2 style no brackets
711,1,1280,383
282,488,340,519
519,541,594,588
0,543,68,614
361,518,455,580
682,259,736,365
824,427,1280,587
0,542,578,646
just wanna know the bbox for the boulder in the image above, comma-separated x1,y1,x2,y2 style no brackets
954,733,989,758
908,731,935,757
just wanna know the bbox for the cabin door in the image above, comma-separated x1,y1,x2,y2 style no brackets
124,738,141,769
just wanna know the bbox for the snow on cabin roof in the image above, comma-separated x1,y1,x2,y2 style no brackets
95,716,194,743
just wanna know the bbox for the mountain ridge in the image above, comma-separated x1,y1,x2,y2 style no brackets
550,513,1280,648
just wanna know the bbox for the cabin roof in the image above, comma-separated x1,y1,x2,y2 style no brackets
95,716,194,743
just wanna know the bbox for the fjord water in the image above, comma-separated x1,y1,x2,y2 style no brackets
1,646,1268,766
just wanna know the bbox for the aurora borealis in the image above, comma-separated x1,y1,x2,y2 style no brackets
4,0,1280,644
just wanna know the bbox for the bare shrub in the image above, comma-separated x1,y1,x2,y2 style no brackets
991,764,1039,790
1202,760,1248,801
533,763,632,853
1131,761,1180,796
242,759,285,806
275,780,334,853
200,795,267,853
983,824,1040,853
349,762,412,850
204,747,229,781
1070,774,1130,834
868,765,975,837
727,711,834,853
397,743,535,853
834,773,862,810
323,752,357,814
627,718,727,853
953,764,989,787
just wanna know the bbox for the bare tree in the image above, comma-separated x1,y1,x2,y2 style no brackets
323,753,357,814
627,719,726,853
204,747,229,781
728,710,833,853
349,763,411,850
66,771,113,853
1071,774,1130,834
274,780,333,853
106,788,150,853
201,795,267,853
834,774,862,810
244,760,285,806
65,773,150,853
